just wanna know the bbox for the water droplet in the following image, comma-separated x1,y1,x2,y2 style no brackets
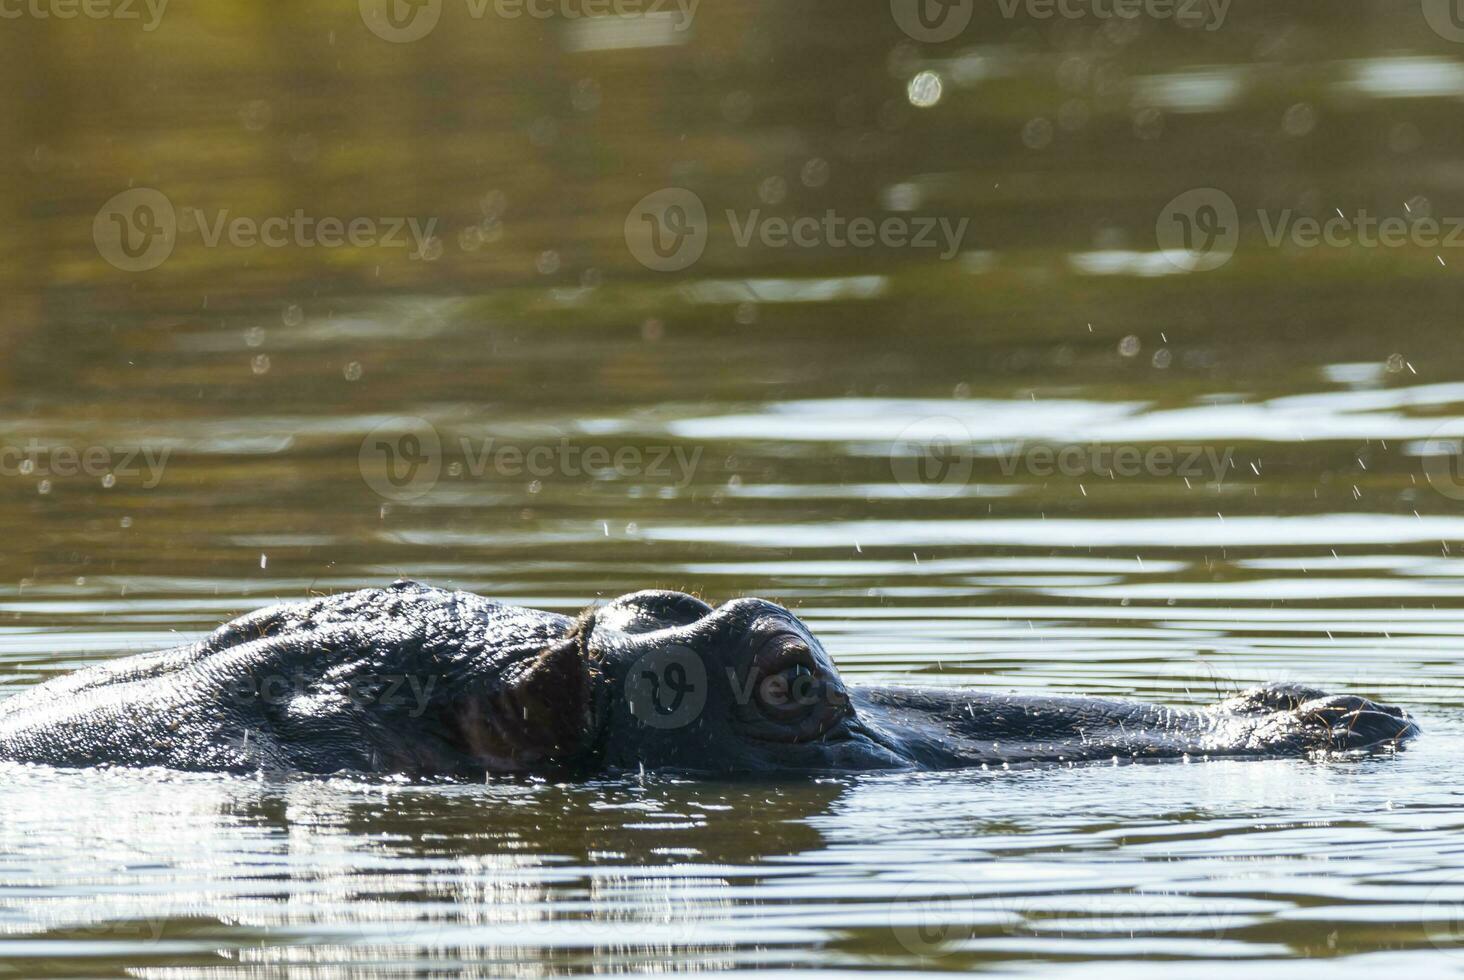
1119,335,1141,358
120,516,133,528
251,354,271,375
801,158,830,189
244,326,266,348
537,250,562,275
1281,102,1317,138
343,361,363,381
101,473,116,488
907,70,944,109
282,304,304,327
758,176,787,206
1022,117,1054,149
37,480,51,495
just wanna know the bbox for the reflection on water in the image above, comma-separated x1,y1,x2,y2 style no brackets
4,0,1464,974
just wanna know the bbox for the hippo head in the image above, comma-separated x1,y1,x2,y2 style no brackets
495,589,1418,778
574,591,908,774
501,590,976,776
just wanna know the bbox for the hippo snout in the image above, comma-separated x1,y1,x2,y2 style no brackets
1294,694,1420,752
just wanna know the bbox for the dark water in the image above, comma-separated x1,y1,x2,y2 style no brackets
5,0,1464,975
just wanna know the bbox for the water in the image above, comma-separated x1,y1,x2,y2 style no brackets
5,0,1464,974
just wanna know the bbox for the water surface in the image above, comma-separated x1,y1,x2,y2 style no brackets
4,1,1464,975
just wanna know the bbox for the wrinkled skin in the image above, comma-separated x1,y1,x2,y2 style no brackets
0,582,1419,777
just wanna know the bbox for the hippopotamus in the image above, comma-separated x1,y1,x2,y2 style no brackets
0,582,1418,777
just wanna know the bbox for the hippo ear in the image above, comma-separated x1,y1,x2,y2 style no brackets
452,616,605,772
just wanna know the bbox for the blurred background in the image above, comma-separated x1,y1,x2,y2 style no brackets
7,1,1464,975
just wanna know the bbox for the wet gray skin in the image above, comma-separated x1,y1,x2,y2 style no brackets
0,582,1419,777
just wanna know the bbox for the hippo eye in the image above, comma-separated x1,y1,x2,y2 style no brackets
757,663,820,722
739,636,851,742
